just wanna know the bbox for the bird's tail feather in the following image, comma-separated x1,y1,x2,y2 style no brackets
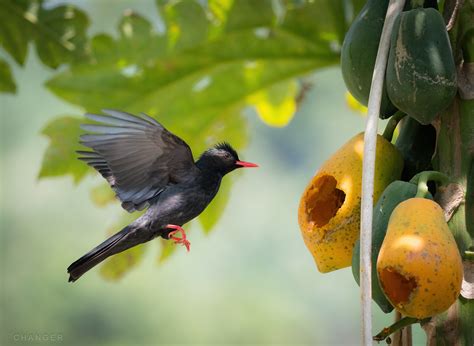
67,225,136,282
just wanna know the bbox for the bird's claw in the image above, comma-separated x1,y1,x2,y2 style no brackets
166,224,191,252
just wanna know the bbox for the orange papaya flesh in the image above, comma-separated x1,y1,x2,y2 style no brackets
298,133,403,273
377,198,463,319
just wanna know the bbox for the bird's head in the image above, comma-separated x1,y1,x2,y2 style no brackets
197,142,258,175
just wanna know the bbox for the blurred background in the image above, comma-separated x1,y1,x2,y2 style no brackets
1,0,425,345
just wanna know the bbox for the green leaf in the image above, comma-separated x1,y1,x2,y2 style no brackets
157,0,209,51
90,182,117,207
0,58,16,93
158,238,178,263
100,242,148,281
0,0,31,65
327,0,348,44
199,178,232,233
45,3,338,116
39,116,88,183
282,0,341,46
225,0,274,32
0,0,89,68
247,79,298,127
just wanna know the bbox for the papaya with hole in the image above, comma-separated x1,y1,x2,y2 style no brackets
386,8,457,124
352,180,431,313
298,133,403,273
377,198,463,318
352,181,433,313
341,0,397,118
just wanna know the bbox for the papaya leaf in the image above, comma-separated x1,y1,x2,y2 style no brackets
0,0,30,66
38,116,88,183
282,0,341,46
0,59,16,93
100,242,148,281
350,0,367,17
45,1,339,115
0,0,89,68
158,238,178,263
247,79,298,127
90,182,117,207
206,0,234,38
224,0,274,32
157,0,209,51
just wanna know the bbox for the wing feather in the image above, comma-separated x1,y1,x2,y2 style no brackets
78,110,199,212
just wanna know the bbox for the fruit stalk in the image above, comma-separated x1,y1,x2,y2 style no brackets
382,111,406,141
373,316,422,342
359,0,405,344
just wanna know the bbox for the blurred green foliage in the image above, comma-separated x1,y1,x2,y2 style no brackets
0,57,15,92
0,0,364,280
0,0,89,67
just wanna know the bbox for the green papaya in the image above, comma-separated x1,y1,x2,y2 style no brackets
351,181,432,313
386,8,457,125
403,0,438,10
395,117,436,181
341,0,397,119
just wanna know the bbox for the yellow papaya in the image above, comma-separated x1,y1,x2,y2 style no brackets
377,198,463,319
298,133,403,273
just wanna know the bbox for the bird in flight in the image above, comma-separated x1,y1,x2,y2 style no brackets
67,109,258,282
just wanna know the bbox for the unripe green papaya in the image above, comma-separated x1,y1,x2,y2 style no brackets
341,0,397,119
386,8,457,124
352,181,431,313
395,117,436,181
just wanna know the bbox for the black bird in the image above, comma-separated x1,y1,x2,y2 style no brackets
67,109,257,282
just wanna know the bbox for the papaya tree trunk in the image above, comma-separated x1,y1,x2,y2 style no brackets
423,0,474,344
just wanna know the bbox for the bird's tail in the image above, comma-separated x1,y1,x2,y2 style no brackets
67,225,141,282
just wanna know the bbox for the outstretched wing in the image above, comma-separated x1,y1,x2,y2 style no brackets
78,109,199,212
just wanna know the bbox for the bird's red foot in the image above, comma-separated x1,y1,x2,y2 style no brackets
165,224,191,252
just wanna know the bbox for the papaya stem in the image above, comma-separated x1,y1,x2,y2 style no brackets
382,111,406,142
465,250,474,260
415,175,430,198
409,171,450,198
360,1,406,344
373,317,422,342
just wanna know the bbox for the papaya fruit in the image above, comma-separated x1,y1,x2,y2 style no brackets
352,180,432,313
298,133,403,273
395,117,436,181
341,0,397,119
386,8,457,125
403,0,438,10
377,198,463,318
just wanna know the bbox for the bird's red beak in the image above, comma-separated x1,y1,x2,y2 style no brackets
236,160,259,168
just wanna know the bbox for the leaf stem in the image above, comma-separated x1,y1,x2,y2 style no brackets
360,1,406,345
382,111,406,141
465,250,474,260
373,317,421,342
409,171,450,198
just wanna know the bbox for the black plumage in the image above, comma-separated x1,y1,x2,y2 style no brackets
67,109,257,282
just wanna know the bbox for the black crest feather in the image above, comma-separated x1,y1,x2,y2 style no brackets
214,142,238,159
